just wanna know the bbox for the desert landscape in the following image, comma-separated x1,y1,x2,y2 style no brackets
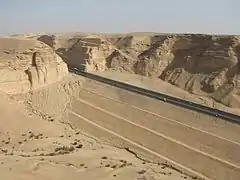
0,32,240,180
36,33,240,112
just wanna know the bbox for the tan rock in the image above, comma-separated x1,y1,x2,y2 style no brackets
37,33,240,109
0,37,68,94
38,35,109,72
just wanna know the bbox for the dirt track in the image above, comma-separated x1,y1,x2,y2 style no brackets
68,79,240,180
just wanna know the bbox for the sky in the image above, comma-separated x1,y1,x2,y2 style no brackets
0,0,239,35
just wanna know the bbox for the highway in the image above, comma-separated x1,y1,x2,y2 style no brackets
69,68,240,124
69,69,240,180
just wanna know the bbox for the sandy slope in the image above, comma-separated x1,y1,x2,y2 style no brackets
72,78,240,180
1,32,239,180
92,71,240,115
0,76,190,180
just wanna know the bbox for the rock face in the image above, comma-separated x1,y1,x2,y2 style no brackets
38,33,240,109
160,35,240,108
38,35,112,72
0,37,68,94
134,36,177,77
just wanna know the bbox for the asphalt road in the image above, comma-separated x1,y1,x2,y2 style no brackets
68,78,240,180
69,68,240,124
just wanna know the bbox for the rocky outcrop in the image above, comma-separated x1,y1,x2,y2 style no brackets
0,37,68,94
38,33,240,109
106,50,136,73
105,34,240,108
38,35,110,72
160,35,240,108
135,36,177,77
37,35,57,49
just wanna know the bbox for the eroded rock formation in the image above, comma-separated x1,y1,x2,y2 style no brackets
0,37,68,94
38,33,240,109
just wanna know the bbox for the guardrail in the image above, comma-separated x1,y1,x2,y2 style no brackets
69,68,240,124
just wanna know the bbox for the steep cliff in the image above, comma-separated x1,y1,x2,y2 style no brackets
108,34,240,109
0,37,68,94
38,33,240,109
38,35,111,72
160,35,240,108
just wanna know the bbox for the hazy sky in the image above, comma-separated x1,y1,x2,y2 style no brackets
0,0,239,35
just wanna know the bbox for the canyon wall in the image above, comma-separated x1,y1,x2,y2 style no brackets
38,34,240,108
0,37,68,94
